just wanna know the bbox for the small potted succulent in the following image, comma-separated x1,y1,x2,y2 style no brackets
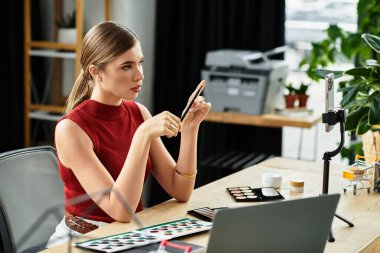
295,82,310,108
55,10,76,44
283,83,298,108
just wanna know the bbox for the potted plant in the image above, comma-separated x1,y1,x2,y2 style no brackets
55,10,76,44
315,33,380,161
299,0,380,82
283,83,298,108
300,0,380,161
295,82,310,108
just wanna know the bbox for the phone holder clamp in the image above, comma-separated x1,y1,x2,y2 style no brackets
322,109,346,126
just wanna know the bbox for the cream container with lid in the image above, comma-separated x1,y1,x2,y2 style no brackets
290,179,304,193
262,172,282,189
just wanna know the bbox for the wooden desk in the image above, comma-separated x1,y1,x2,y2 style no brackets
43,157,380,252
205,111,321,128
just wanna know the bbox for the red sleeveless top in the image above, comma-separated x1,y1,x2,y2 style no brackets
57,99,151,223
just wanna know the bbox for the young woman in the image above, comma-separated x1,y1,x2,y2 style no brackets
47,21,211,247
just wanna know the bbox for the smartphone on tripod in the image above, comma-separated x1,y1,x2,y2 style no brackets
325,73,335,132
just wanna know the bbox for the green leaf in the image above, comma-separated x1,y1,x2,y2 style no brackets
338,80,350,91
368,90,380,103
357,115,371,135
313,69,344,79
364,59,380,67
342,98,368,111
357,0,367,18
327,25,342,40
358,45,372,62
340,140,364,161
369,80,380,91
362,33,380,53
295,83,309,94
369,93,380,124
345,67,373,77
341,84,360,107
338,85,353,93
346,107,369,131
298,58,308,68
341,33,361,59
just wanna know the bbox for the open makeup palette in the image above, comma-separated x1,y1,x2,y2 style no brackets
74,218,212,252
227,186,284,202
187,207,227,222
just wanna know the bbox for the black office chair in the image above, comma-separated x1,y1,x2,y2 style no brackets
0,146,64,253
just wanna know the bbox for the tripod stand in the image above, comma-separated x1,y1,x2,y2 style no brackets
322,109,354,242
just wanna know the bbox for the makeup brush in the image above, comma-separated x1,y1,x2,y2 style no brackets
181,81,205,121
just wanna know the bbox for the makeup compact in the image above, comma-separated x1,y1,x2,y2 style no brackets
227,186,284,202
187,207,228,222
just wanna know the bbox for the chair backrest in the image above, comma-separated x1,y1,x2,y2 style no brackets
0,146,64,253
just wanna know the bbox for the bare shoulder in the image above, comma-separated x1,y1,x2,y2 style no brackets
135,102,152,120
56,119,88,140
55,119,93,167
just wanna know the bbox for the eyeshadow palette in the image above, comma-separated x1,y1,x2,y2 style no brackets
74,218,212,252
187,207,228,222
227,186,284,202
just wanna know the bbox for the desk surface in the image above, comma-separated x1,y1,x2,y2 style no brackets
205,111,321,128
43,158,380,253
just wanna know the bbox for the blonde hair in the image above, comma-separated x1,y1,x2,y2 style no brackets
64,21,138,114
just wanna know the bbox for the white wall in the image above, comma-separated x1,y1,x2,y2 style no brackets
83,0,157,110
111,0,156,111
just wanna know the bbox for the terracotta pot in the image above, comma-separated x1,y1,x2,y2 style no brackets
284,94,298,108
298,94,309,108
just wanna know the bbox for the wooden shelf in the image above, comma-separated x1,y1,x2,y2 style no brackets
30,41,77,51
205,111,321,128
30,49,76,59
30,104,65,114
29,111,62,121
24,0,111,146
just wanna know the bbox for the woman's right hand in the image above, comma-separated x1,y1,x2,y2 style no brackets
140,111,181,139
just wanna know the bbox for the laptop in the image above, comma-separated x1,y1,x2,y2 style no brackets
206,194,340,253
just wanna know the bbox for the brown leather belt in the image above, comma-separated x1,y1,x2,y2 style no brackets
65,211,99,234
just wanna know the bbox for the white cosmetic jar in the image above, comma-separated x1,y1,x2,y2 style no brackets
261,172,282,188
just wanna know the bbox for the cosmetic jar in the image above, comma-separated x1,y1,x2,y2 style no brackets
261,172,282,188
290,179,304,193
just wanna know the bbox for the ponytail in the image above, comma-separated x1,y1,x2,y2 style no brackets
64,21,138,115
64,70,93,115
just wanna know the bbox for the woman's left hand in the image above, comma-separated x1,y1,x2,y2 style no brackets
182,80,211,130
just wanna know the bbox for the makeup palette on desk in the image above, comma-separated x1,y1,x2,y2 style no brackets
227,186,284,202
74,218,212,252
187,207,228,222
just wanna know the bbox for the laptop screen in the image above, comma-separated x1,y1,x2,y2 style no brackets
206,194,340,253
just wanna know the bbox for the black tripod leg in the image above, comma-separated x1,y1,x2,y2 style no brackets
328,214,354,242
328,231,335,242
327,214,354,243
335,213,354,227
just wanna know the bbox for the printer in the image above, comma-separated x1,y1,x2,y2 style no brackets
202,47,288,114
